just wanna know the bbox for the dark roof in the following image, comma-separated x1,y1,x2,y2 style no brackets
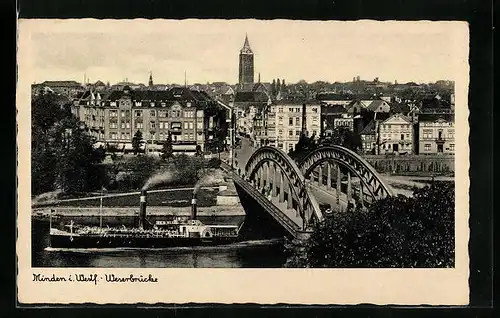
359,120,376,135
321,104,346,114
390,102,410,114
316,93,353,101
272,99,319,106
367,100,387,112
234,91,269,103
41,80,82,87
94,80,106,86
418,113,454,122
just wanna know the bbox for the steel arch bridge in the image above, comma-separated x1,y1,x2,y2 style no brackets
244,146,323,231
298,145,394,200
239,145,393,238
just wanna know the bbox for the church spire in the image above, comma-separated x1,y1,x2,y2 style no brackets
148,71,154,87
240,33,253,54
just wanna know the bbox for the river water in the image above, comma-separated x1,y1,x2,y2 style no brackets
32,219,288,268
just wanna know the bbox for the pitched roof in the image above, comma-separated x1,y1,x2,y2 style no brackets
234,91,269,103
41,80,82,87
316,92,353,101
390,102,410,114
418,113,454,122
359,120,376,135
321,104,346,114
381,113,412,125
367,99,388,112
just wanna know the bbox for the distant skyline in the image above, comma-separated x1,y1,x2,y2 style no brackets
21,19,467,85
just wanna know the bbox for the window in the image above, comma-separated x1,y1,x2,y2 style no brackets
136,122,143,129
159,110,167,117
197,122,203,129
150,121,156,129
296,108,301,113
189,122,194,129
295,118,300,126
110,132,117,140
121,133,126,139
448,129,454,139
109,122,118,129
401,134,404,140
159,133,164,140
289,118,293,126
135,110,142,117
121,110,126,117
450,144,455,151
424,144,431,151
289,130,293,136
278,107,283,113
288,108,293,113
296,130,300,136
109,110,117,117
184,122,189,129
150,110,156,117
121,122,126,129
278,129,283,135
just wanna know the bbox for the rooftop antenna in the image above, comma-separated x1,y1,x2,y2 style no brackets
184,71,187,87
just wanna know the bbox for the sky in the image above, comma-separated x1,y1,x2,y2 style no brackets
20,19,468,85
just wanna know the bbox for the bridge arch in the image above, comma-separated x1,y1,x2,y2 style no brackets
298,145,394,200
245,146,323,229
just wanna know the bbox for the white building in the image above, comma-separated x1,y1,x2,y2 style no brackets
378,113,414,155
263,102,321,153
418,115,455,154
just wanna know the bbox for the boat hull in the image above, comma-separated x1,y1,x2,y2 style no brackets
50,233,239,249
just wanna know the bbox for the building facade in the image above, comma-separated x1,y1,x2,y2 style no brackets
71,86,224,155
418,115,455,155
253,101,321,152
378,113,414,155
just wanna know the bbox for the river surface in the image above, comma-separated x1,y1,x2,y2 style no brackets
32,219,288,268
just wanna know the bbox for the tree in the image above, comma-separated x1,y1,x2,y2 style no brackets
286,181,455,268
319,127,362,152
195,145,203,157
160,133,174,161
50,117,106,194
132,130,144,155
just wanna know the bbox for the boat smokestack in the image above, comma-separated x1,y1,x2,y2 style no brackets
191,193,197,220
139,189,147,229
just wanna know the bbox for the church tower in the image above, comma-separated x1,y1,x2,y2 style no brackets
238,34,254,90
148,71,153,88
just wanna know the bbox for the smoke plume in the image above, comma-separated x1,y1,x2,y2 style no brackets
193,169,226,195
142,171,176,191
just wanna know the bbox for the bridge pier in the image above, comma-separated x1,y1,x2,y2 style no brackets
336,165,341,205
326,163,332,190
272,162,278,197
279,170,285,203
347,171,352,204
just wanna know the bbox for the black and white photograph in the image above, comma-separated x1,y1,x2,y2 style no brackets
17,19,469,304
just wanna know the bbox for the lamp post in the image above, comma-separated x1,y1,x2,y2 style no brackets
226,110,234,170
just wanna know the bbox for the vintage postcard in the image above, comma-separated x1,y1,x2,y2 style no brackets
17,19,469,305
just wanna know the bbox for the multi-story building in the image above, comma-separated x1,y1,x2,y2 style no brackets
253,101,321,152
378,113,414,155
359,120,377,154
418,113,455,154
333,113,355,131
32,81,85,98
71,86,226,155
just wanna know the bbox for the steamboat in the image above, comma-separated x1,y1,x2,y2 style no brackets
49,190,241,248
